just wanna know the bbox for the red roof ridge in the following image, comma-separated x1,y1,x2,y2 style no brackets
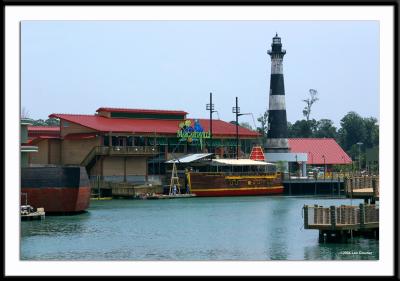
49,113,99,117
28,126,60,131
96,107,188,115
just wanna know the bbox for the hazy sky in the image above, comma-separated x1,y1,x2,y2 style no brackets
21,20,379,128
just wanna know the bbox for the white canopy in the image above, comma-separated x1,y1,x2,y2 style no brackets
165,153,213,163
211,159,274,166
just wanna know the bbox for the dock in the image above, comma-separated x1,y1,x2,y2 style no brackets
303,204,379,242
21,207,45,221
345,175,379,203
137,193,197,200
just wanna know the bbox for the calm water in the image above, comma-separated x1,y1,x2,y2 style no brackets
20,196,378,261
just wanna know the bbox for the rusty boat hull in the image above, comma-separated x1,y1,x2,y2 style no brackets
21,166,91,214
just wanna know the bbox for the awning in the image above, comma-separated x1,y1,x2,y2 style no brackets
165,153,213,163
211,159,274,166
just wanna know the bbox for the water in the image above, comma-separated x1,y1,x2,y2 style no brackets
20,196,379,261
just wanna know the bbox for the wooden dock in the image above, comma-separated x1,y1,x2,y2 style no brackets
137,193,197,200
345,175,379,203
303,204,379,242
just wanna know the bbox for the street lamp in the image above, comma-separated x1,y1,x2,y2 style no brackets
356,142,363,173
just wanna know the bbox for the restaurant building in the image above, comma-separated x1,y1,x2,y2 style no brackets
28,107,261,184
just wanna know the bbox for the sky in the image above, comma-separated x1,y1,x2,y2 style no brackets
21,20,379,128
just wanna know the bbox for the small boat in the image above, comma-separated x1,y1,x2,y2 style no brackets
20,205,45,221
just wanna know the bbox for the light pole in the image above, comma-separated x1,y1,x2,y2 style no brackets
356,142,363,173
206,92,217,156
232,97,241,160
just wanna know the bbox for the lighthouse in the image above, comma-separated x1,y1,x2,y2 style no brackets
265,33,289,153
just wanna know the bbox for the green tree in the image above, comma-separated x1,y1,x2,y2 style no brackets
257,111,268,146
363,117,379,148
338,111,366,151
239,122,253,130
32,118,60,126
314,119,337,138
289,119,317,138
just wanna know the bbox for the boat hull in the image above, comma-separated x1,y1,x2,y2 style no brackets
187,172,284,197
21,166,91,214
191,186,284,197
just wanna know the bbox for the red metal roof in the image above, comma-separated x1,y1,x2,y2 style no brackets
96,107,188,115
27,126,60,132
48,114,260,137
288,138,352,165
27,126,60,139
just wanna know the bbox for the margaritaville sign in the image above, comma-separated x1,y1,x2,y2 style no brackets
177,120,210,148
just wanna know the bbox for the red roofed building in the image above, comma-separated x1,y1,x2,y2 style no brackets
29,107,261,185
288,138,352,165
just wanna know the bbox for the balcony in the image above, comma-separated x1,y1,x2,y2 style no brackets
81,146,159,167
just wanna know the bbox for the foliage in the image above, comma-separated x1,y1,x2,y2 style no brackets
239,122,253,130
31,118,60,126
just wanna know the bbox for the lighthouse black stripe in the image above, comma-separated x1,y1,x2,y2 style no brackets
270,74,285,95
267,110,288,138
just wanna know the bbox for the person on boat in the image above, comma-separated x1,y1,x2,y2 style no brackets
173,184,177,195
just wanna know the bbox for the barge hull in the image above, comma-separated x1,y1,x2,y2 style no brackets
21,166,91,213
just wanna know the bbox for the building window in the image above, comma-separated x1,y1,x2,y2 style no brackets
63,121,70,127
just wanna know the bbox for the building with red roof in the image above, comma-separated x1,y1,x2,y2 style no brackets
288,138,352,165
29,107,262,184
28,107,352,185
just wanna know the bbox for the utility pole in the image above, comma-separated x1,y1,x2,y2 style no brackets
206,92,215,156
232,97,240,160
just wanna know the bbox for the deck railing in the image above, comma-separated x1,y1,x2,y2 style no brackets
81,145,159,167
345,175,379,198
304,204,379,229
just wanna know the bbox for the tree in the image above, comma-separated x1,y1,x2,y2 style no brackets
257,111,268,146
21,107,30,119
239,122,253,130
314,119,337,138
31,118,60,126
302,89,319,121
289,119,317,138
363,117,379,148
338,111,366,151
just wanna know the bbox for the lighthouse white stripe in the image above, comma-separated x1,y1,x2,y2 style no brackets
268,95,286,110
271,58,283,74
266,138,289,149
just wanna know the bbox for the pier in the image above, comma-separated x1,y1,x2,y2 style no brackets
283,173,345,196
345,175,379,203
303,204,379,242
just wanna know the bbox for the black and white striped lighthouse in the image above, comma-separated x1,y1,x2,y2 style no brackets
265,33,289,153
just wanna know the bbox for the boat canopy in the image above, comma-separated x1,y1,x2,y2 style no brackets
165,153,213,163
211,159,274,166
